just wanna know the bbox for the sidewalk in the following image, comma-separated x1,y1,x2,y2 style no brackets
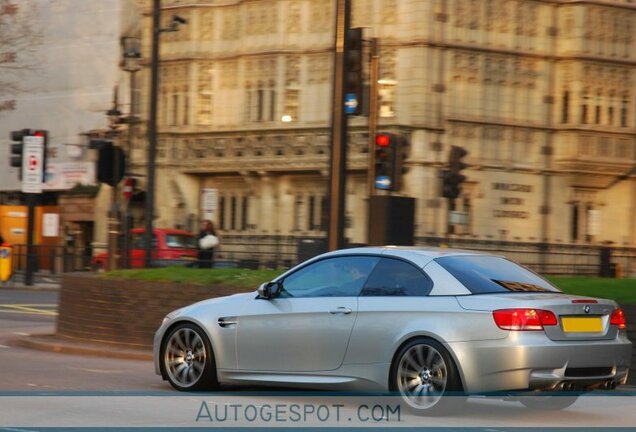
1,273,61,291
10,333,152,361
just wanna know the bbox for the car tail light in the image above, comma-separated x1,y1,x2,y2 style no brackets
610,308,627,330
493,309,558,331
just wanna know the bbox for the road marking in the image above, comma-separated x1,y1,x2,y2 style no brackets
0,344,9,349
0,304,58,316
66,366,124,374
13,332,30,336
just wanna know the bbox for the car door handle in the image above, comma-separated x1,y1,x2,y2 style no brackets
329,307,352,315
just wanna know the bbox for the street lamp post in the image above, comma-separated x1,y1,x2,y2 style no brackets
121,36,141,269
144,0,187,268
106,97,123,271
144,0,161,268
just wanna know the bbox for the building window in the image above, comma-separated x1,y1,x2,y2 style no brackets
570,203,579,242
621,96,628,127
241,196,249,231
184,94,189,125
581,93,589,124
230,196,237,230
283,89,299,122
308,196,316,231
219,196,226,230
257,89,264,122
172,94,179,126
294,195,303,231
270,89,276,121
561,90,569,123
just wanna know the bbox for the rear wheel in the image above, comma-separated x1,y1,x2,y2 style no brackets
161,323,218,391
390,338,464,415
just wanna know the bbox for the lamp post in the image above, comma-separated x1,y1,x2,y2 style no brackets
106,97,123,271
144,0,161,268
121,36,141,269
144,0,187,267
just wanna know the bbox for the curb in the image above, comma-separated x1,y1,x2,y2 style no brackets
10,334,153,361
1,283,60,292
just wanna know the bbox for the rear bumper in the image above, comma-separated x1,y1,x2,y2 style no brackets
447,332,632,394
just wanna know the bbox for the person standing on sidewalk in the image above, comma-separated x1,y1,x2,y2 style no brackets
197,220,218,269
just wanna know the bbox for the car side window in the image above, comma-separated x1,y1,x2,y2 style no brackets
361,257,432,296
281,256,379,298
132,234,157,249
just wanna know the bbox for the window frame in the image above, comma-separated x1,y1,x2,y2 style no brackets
359,256,434,297
276,254,434,298
278,254,380,298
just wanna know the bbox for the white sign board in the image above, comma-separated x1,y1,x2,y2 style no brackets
43,161,95,190
201,188,218,221
42,213,60,237
21,135,44,194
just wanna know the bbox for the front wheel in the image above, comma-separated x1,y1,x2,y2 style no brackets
161,323,218,391
390,338,464,415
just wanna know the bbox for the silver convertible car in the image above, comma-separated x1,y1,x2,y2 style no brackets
154,247,632,413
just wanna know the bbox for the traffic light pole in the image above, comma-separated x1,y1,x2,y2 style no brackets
24,193,36,286
327,0,350,251
366,38,379,244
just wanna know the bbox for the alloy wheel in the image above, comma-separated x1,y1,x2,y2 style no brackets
164,327,207,388
396,343,448,410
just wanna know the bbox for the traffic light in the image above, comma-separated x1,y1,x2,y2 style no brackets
344,27,363,115
375,132,404,191
441,145,468,199
33,130,48,182
9,129,32,180
91,139,125,186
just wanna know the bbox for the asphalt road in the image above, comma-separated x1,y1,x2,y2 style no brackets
0,289,163,392
0,289,635,429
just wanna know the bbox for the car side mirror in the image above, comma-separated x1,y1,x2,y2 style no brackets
257,281,282,299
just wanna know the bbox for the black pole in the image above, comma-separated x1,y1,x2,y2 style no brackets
25,193,36,285
327,0,350,251
144,0,161,268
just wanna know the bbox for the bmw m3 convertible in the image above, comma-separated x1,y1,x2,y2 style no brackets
154,247,632,413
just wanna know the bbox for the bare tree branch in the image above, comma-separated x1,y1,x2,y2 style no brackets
0,0,43,98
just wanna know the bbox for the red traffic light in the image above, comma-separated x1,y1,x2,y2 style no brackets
376,134,390,147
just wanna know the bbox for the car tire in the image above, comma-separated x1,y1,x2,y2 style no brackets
161,322,219,391
390,338,465,415
519,395,578,410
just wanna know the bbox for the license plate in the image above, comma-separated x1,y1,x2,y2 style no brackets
561,316,603,333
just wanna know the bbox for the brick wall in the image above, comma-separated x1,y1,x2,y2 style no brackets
56,273,250,349
57,274,636,384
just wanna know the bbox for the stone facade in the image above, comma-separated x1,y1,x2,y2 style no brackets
126,0,636,251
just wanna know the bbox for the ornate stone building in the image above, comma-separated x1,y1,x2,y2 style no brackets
127,0,636,264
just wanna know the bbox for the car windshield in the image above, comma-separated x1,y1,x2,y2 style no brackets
435,255,561,294
165,234,197,249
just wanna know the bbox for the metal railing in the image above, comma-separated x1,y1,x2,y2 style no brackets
4,236,636,276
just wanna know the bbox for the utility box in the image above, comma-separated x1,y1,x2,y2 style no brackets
368,196,415,246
